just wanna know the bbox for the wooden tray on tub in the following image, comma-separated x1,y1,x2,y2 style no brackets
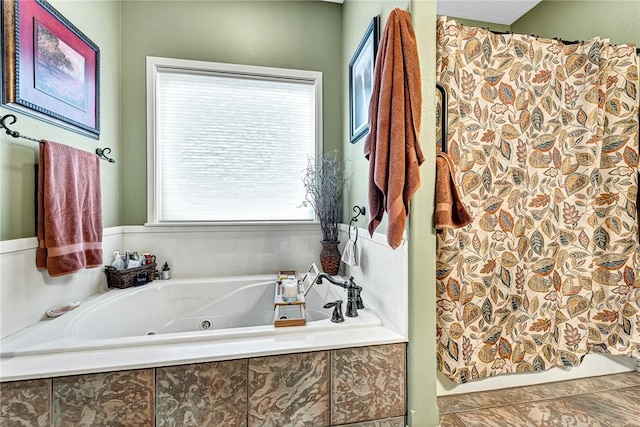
273,264,320,327
274,270,305,327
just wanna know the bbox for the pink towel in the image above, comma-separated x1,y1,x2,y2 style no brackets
36,140,103,276
364,8,424,249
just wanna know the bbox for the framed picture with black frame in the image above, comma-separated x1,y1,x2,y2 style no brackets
2,0,100,138
348,15,379,143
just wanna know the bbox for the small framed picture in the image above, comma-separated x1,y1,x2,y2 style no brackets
349,15,379,143
2,0,100,138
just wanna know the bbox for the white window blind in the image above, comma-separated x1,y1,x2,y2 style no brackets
147,57,321,223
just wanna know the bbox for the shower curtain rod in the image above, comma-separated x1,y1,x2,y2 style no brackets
488,28,582,45
485,28,640,55
0,114,115,163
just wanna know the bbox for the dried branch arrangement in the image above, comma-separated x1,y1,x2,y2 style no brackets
302,152,349,242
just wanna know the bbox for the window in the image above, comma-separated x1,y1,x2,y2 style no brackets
146,56,322,224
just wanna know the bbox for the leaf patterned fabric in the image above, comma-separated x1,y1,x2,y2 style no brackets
435,17,640,383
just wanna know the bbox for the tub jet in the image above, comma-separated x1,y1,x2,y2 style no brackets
200,320,212,330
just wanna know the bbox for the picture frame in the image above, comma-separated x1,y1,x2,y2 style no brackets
349,15,379,143
2,0,100,138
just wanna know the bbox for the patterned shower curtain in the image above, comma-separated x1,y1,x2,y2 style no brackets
435,17,640,383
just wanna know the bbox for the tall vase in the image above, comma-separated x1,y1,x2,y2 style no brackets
320,240,341,275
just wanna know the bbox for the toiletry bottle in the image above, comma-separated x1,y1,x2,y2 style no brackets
161,262,171,280
112,251,125,270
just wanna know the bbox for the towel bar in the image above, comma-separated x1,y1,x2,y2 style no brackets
1,114,115,163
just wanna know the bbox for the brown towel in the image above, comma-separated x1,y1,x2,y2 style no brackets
37,140,103,276
435,153,472,230
364,8,424,249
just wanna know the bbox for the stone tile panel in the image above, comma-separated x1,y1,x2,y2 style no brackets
156,360,247,427
53,369,154,426
331,343,405,425
248,351,329,427
0,378,51,426
334,415,406,427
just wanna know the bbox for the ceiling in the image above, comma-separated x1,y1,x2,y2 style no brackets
436,0,542,25
323,1,542,26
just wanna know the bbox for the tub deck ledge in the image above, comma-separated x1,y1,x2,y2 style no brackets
0,323,405,382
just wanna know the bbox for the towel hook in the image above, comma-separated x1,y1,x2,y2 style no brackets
1,114,21,138
348,205,366,242
95,147,115,163
0,114,39,142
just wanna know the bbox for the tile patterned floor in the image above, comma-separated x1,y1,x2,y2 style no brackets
438,371,640,427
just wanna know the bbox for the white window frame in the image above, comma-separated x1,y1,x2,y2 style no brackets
146,56,323,226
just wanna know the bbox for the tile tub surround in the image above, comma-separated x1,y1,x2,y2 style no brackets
1,226,408,423
0,229,122,339
338,224,408,338
1,224,324,340
1,343,406,427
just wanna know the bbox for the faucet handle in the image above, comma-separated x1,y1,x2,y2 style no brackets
347,277,365,310
323,300,345,323
355,288,364,310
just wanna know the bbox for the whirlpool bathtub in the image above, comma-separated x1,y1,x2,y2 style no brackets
0,275,404,381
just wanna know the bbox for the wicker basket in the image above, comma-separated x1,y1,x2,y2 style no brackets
104,263,157,289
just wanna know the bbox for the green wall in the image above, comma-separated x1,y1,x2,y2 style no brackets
0,0,121,240
342,1,439,425
444,0,640,47
408,3,439,425
513,0,640,46
120,0,342,225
